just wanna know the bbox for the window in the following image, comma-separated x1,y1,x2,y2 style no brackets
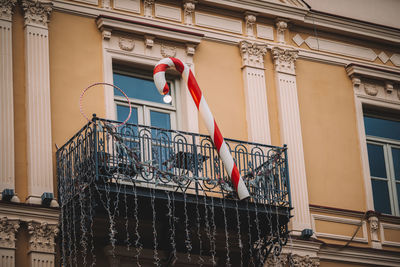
113,68,177,131
364,114,400,216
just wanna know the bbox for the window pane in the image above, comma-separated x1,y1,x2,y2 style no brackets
364,116,400,141
113,73,171,105
116,105,138,125
397,183,400,213
392,147,400,181
371,179,392,214
150,111,171,130
367,144,387,178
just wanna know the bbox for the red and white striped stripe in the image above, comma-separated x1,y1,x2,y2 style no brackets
153,57,250,200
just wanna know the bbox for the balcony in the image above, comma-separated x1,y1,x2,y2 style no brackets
57,116,292,266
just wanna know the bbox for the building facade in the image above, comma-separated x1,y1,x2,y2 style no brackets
0,0,400,266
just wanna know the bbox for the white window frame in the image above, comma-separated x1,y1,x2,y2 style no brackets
113,69,178,130
347,64,400,214
366,134,400,216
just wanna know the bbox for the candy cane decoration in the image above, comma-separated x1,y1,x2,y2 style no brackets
153,58,250,200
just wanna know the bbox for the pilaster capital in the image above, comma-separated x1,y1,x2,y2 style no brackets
0,0,17,21
21,0,52,28
271,46,298,75
239,40,268,68
0,217,20,249
27,221,59,253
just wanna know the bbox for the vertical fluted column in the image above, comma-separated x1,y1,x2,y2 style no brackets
239,41,271,144
0,217,20,267
0,0,19,202
271,46,311,233
22,0,57,206
27,221,58,267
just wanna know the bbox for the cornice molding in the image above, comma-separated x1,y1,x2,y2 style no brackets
271,46,298,75
21,0,53,28
346,64,400,83
0,217,19,249
239,40,267,68
0,202,59,224
0,0,16,21
28,221,59,253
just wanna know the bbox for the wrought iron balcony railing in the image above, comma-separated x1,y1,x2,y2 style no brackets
57,116,290,206
56,116,292,266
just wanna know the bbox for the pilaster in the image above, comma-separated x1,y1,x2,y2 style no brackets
22,0,57,207
27,221,58,267
239,41,271,144
0,217,20,267
0,0,19,202
271,46,312,233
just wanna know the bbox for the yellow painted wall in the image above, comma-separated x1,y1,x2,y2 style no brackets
296,59,366,211
12,7,28,201
193,40,247,141
49,12,104,194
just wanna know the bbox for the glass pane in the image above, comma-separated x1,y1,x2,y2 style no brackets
397,183,400,213
392,147,400,181
116,105,138,125
371,179,392,214
150,111,171,130
364,116,400,141
113,73,171,105
367,143,387,178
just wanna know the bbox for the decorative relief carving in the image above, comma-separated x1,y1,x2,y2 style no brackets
144,35,155,48
351,77,361,91
186,44,196,56
271,47,298,75
0,217,19,249
385,81,393,94
244,12,256,37
266,254,320,267
364,83,378,96
0,0,17,20
276,19,288,44
118,37,134,51
239,40,268,68
266,254,288,266
101,29,112,40
183,0,196,25
21,0,52,27
102,0,111,9
28,221,59,253
144,0,154,18
160,44,176,57
289,254,320,266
